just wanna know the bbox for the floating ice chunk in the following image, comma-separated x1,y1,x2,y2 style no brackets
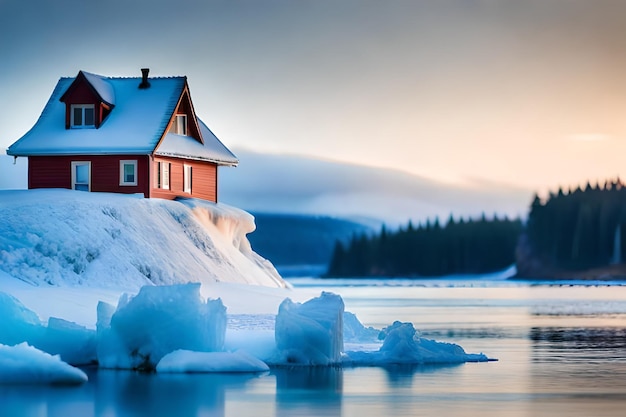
97,283,227,370
343,311,379,343
156,349,269,373
271,291,344,365
0,343,87,385
344,321,489,365
0,291,44,346
37,317,96,366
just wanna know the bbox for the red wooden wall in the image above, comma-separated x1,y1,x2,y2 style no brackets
28,155,151,197
27,155,219,202
151,156,218,203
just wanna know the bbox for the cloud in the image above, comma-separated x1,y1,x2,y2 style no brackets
219,149,532,225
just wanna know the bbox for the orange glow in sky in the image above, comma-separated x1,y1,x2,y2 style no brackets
2,0,626,200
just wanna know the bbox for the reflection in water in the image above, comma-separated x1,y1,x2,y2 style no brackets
274,367,343,417
4,285,626,417
530,327,626,352
529,326,626,406
380,363,463,388
0,368,265,417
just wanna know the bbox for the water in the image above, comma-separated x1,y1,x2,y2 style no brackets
3,279,626,417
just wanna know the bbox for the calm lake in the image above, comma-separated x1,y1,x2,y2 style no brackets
2,277,626,417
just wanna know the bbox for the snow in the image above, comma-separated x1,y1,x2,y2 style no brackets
6,73,237,166
155,119,238,165
271,292,344,365
0,189,491,382
97,284,226,371
0,343,87,385
7,77,181,156
81,71,115,106
156,349,269,373
0,189,287,290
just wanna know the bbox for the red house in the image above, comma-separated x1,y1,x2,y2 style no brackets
6,69,238,202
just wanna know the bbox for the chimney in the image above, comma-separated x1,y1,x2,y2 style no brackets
139,68,150,89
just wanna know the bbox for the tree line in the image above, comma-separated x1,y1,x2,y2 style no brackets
327,178,626,278
522,179,626,272
326,215,522,277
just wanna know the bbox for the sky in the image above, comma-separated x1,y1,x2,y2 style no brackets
2,0,626,218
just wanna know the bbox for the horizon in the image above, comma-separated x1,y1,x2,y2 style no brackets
3,0,626,217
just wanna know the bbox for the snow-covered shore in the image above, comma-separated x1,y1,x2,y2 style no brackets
0,189,490,384
0,189,287,290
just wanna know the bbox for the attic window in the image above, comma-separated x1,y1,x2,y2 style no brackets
170,114,187,136
71,104,95,128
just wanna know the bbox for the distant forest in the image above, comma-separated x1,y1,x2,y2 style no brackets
327,178,626,278
518,179,626,275
327,215,522,277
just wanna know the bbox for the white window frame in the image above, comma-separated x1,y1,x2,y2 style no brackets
173,114,187,136
158,161,170,190
70,104,95,128
183,164,192,194
71,161,91,192
119,160,138,186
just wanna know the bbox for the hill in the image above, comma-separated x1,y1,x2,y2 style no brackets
247,213,371,276
219,149,530,225
0,189,287,290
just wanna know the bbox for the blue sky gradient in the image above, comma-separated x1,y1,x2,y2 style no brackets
2,0,626,221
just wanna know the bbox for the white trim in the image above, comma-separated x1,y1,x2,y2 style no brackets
183,164,192,194
71,161,91,192
158,161,170,190
176,114,187,136
70,104,95,128
119,160,138,186
169,114,188,136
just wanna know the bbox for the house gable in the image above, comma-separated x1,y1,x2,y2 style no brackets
59,71,115,129
165,82,203,144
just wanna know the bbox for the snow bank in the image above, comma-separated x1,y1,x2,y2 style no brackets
97,284,226,370
344,321,489,365
0,343,87,385
271,292,344,365
0,189,288,290
156,349,269,373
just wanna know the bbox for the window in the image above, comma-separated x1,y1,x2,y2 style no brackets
157,161,170,190
71,161,91,191
120,160,137,186
170,114,187,135
183,164,192,194
71,104,95,128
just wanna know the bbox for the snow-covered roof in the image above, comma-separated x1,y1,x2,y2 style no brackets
155,119,238,165
81,71,115,106
7,72,237,166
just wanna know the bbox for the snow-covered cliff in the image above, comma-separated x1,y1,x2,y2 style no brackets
0,189,287,289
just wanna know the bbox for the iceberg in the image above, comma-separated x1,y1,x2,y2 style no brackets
97,283,226,370
344,321,488,365
0,291,44,346
271,292,344,366
37,317,96,366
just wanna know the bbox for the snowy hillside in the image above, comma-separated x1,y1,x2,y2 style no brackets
0,189,287,290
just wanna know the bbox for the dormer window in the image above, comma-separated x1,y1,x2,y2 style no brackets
71,104,95,128
170,114,187,136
